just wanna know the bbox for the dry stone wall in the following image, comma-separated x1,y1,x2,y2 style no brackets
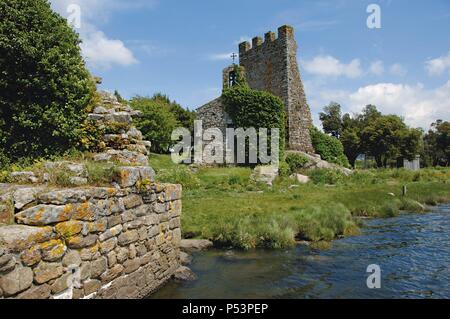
0,180,182,299
0,91,183,299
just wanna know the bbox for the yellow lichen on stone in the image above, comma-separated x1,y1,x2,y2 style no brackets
55,221,83,238
72,202,95,221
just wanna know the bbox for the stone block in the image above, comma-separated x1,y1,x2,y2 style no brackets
0,203,13,225
0,225,53,252
71,202,97,221
0,265,33,297
163,184,182,201
115,247,129,264
38,189,88,205
55,220,84,237
100,237,117,254
100,264,124,284
0,253,15,273
12,187,42,210
112,167,140,188
62,250,82,267
16,204,72,226
51,273,72,294
67,234,98,249
123,258,140,274
107,214,122,228
99,224,122,242
80,244,99,261
91,256,108,278
84,279,101,296
21,246,41,266
122,194,143,210
17,284,51,299
88,218,108,233
39,239,67,262
118,230,139,246
33,262,63,284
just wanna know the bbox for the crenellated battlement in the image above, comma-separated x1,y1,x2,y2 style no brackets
239,25,294,55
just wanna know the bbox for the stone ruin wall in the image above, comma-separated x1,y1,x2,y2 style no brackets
239,25,314,153
0,92,182,299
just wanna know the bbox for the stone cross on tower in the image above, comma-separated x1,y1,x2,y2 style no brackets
231,53,238,64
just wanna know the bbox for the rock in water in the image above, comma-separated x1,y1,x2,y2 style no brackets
173,266,197,282
180,239,213,253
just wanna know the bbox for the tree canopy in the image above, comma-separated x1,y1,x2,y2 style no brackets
319,104,424,168
0,0,94,165
130,94,194,154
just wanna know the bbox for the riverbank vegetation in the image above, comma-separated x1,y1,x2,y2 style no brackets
150,153,450,250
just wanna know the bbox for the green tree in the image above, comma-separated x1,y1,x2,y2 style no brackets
340,127,361,168
424,120,450,166
319,102,343,138
114,90,126,104
0,0,94,162
361,115,421,168
130,96,179,154
151,93,195,131
310,127,350,167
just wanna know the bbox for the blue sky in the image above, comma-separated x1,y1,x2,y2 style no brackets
51,0,450,129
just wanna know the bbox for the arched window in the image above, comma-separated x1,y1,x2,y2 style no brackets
228,70,237,87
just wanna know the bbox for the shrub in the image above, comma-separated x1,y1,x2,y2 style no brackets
0,0,94,162
130,96,179,154
308,169,345,185
278,161,291,177
222,86,286,164
285,153,309,174
310,127,350,167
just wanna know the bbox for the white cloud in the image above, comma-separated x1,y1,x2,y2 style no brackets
389,63,407,76
369,61,384,76
303,55,363,78
50,0,151,69
425,51,450,76
208,52,234,61
80,29,138,69
309,81,450,129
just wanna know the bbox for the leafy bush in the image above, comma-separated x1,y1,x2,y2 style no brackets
278,161,291,177
310,127,350,167
222,86,286,164
150,93,195,131
0,0,94,162
285,153,309,174
308,169,345,185
130,96,179,153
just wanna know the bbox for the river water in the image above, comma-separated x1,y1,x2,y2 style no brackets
151,203,450,299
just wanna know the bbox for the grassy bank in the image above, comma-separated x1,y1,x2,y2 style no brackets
3,153,448,250
150,154,450,250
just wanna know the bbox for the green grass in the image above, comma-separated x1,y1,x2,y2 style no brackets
149,154,450,250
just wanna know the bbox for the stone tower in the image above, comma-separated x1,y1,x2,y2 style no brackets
239,25,314,153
